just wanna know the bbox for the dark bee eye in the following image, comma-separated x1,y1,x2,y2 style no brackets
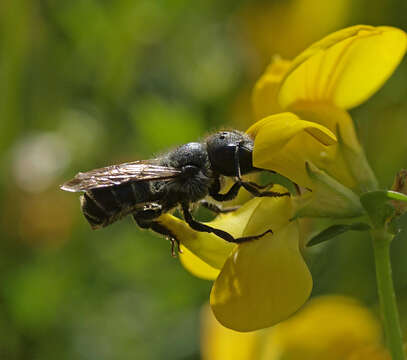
219,135,225,140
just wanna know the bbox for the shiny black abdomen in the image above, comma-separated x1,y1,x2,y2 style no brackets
80,181,154,228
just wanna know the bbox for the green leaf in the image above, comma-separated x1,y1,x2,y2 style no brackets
336,124,379,192
387,191,407,202
360,191,396,228
307,223,371,247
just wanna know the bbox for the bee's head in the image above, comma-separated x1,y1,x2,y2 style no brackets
206,130,254,177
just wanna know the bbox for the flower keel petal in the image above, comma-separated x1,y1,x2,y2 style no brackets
179,245,220,280
210,222,312,332
157,214,234,269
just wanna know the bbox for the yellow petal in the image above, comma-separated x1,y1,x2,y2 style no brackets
210,221,312,332
268,295,385,360
347,346,391,360
279,25,407,110
179,245,220,280
252,57,291,120
202,296,388,360
289,102,359,148
157,195,289,271
156,214,234,269
281,103,376,191
201,304,263,360
247,113,337,188
241,186,293,234
247,112,336,146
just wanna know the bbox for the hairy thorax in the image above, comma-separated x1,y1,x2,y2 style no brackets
158,141,215,205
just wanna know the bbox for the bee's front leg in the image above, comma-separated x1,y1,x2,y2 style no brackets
238,181,291,198
208,177,242,201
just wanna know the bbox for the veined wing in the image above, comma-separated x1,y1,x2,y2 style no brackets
60,160,181,192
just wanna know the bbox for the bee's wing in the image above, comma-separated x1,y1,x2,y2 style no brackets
60,160,182,192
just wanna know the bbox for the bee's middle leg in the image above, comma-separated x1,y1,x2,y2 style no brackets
199,200,240,214
182,203,271,243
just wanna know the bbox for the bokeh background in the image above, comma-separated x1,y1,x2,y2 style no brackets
0,0,406,359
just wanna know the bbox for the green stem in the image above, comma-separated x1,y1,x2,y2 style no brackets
371,228,405,360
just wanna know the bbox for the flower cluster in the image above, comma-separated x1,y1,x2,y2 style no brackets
158,25,407,332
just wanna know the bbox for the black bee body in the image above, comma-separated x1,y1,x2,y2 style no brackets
80,181,156,229
80,142,214,229
61,130,289,245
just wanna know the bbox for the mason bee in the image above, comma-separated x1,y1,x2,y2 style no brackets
61,130,289,249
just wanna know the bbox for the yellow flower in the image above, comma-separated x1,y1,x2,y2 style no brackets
153,26,407,333
229,0,350,129
157,186,312,331
253,25,407,193
246,112,337,190
201,295,390,360
156,111,337,330
246,112,364,219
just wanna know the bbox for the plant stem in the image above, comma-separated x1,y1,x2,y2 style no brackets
371,228,405,360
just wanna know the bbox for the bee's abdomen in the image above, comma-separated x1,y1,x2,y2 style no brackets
80,193,106,228
80,182,151,229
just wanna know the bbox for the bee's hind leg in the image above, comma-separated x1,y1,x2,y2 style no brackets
134,203,163,221
133,204,181,257
135,218,181,257
150,222,181,257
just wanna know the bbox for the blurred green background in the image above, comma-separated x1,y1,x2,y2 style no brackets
0,0,406,359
